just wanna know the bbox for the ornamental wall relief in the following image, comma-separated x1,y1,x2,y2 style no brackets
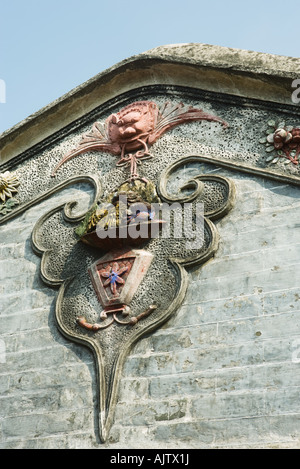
2,88,300,442
0,171,20,215
30,100,235,442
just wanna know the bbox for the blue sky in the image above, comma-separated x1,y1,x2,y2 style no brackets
1,0,299,134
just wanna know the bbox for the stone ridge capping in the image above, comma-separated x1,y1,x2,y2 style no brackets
1,43,300,165
144,43,300,76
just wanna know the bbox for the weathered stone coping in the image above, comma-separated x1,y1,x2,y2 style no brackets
1,43,300,166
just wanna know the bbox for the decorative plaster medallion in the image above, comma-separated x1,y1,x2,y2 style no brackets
0,171,20,216
260,120,300,166
31,100,235,442
51,100,227,179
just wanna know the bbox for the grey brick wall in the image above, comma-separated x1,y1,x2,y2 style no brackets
1,169,300,449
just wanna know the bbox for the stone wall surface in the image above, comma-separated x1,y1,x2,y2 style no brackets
1,168,300,449
1,44,300,449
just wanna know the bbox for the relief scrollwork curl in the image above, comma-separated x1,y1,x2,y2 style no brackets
158,155,236,216
158,155,236,268
0,173,102,226
31,174,103,287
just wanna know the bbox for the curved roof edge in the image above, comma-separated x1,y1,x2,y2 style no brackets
1,43,300,165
